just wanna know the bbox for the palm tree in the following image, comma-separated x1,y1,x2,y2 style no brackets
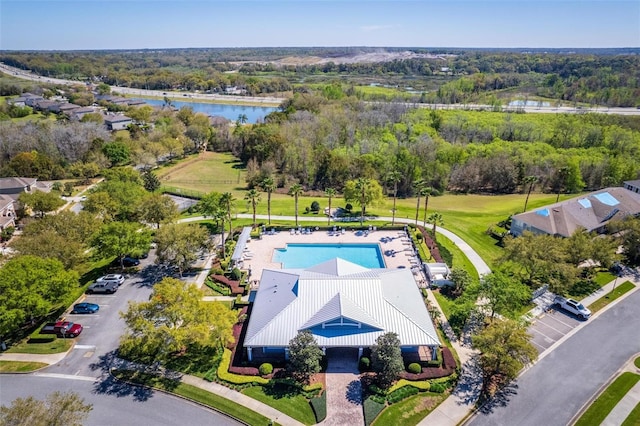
413,179,426,225
219,192,235,258
237,114,248,125
522,176,538,212
244,189,261,226
288,183,304,227
422,187,436,226
355,177,369,226
324,187,337,226
259,176,276,225
427,212,444,241
386,171,402,225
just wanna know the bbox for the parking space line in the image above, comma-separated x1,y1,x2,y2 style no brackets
530,327,555,342
545,313,576,328
535,319,569,335
531,340,547,351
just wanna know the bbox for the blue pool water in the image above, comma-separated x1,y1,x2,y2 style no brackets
273,243,385,269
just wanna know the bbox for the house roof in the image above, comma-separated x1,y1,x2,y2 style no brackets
512,187,640,237
624,180,640,188
0,177,36,191
103,114,132,124
244,258,440,349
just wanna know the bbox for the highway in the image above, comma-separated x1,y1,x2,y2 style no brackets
3,62,639,115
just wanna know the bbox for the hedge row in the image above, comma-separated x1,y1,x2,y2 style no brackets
309,391,327,423
388,379,431,394
215,349,268,385
387,385,419,404
364,396,386,426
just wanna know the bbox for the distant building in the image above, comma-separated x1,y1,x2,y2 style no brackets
0,195,16,231
244,258,440,363
0,177,37,196
623,179,640,194
103,114,133,131
70,106,98,121
511,186,640,238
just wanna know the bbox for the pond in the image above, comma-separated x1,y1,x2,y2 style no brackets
134,98,278,123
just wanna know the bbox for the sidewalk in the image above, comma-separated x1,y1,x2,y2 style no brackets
0,350,69,365
601,356,640,426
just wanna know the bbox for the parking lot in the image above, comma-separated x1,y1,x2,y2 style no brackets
528,307,583,354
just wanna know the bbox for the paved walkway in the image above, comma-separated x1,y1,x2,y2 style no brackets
320,351,364,426
179,374,304,426
601,355,640,426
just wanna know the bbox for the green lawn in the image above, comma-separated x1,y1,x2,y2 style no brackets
0,360,48,372
6,334,73,354
112,369,276,426
242,385,317,425
372,392,448,426
162,153,577,269
635,357,640,369
574,372,640,426
588,281,636,313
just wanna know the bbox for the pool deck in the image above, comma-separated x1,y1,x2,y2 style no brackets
239,228,428,288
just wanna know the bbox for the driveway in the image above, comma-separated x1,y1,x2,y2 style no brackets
468,288,640,426
321,349,364,426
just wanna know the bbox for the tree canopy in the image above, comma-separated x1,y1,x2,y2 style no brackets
371,332,404,389
0,255,79,336
0,391,92,426
287,330,323,385
155,223,211,276
119,278,236,365
91,221,152,269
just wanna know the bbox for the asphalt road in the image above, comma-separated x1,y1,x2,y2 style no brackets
46,253,168,379
468,288,640,426
0,375,238,426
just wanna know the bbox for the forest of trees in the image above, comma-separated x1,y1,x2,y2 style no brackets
1,48,638,106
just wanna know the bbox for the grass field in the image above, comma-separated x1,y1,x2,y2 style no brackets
242,385,316,425
588,281,636,313
160,153,574,268
372,392,448,426
6,334,73,354
0,360,48,372
112,369,275,426
575,372,640,426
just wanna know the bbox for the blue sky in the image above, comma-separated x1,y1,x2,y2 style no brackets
1,1,638,50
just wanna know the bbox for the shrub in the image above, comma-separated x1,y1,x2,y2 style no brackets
416,233,423,241
210,266,224,275
429,383,446,393
345,203,353,212
387,385,419,404
407,363,422,374
359,356,371,372
310,201,320,212
309,391,326,423
216,349,268,385
259,363,273,376
363,396,386,426
388,379,430,394
230,267,242,281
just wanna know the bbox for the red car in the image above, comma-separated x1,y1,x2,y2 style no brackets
40,321,83,338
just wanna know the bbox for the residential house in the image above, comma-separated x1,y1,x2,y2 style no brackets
0,195,16,231
70,106,98,121
0,177,37,196
58,103,81,115
623,180,640,194
510,186,640,238
103,114,133,131
243,258,440,362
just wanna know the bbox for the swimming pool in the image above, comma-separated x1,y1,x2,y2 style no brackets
273,243,385,269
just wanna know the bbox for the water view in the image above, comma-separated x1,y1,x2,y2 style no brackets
134,98,278,123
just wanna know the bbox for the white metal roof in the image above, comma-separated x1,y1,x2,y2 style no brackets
244,258,440,349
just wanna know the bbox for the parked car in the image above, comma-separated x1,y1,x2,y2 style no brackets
97,274,125,285
71,302,99,314
87,281,119,294
40,321,83,337
122,256,141,267
554,296,591,320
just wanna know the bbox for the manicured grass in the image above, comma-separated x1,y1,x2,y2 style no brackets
372,392,448,426
6,334,73,354
242,385,316,425
432,290,453,320
112,369,275,426
0,360,48,372
155,152,247,194
435,233,479,281
574,372,640,426
635,357,640,369
594,271,616,287
622,401,640,426
588,281,636,313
